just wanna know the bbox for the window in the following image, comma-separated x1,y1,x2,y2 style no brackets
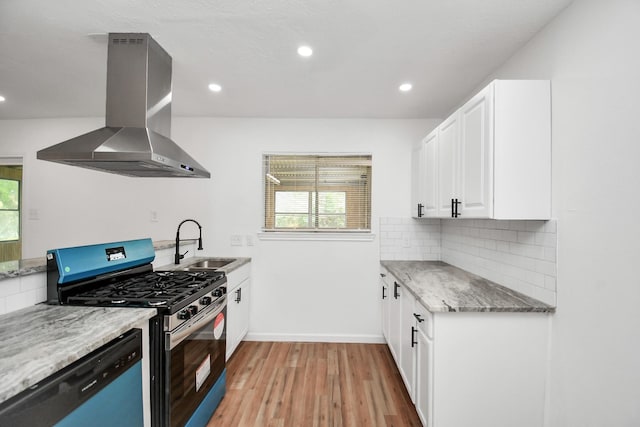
264,154,371,232
0,178,20,242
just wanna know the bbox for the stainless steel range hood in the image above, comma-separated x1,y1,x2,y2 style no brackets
37,33,210,178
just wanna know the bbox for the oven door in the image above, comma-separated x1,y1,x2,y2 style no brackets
165,298,226,427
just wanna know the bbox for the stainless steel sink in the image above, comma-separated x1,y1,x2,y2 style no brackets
183,258,235,270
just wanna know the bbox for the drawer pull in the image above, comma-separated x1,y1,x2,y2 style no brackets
413,313,425,323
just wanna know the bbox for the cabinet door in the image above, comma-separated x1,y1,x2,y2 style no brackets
411,142,427,218
399,289,416,401
437,113,459,218
388,279,402,365
459,84,494,218
381,273,390,342
237,280,250,340
423,131,438,217
416,329,433,427
226,279,250,360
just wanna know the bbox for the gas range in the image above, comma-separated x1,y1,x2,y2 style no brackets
46,238,228,427
64,269,227,330
46,239,227,326
64,269,225,309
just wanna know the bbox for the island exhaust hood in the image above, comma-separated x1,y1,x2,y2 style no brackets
37,33,210,178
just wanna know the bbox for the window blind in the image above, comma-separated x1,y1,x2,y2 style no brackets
263,154,372,232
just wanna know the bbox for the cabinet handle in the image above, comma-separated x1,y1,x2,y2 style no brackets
411,326,417,348
451,198,455,218
382,286,387,300
453,198,461,218
235,287,242,303
417,203,424,218
413,313,425,323
393,281,400,299
380,273,386,278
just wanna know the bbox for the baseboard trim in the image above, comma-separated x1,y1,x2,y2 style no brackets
244,332,385,344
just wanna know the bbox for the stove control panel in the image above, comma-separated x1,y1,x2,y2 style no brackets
165,280,228,331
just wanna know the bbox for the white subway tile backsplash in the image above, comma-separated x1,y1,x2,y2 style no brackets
442,218,557,305
0,278,21,298
380,217,557,306
379,218,441,261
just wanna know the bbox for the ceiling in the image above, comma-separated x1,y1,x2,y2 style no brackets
0,0,573,120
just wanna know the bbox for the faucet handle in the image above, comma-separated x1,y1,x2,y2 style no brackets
180,250,189,260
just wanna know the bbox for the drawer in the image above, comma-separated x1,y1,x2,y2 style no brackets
414,302,434,339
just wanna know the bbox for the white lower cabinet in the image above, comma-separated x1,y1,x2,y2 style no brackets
380,269,390,343
380,267,402,365
399,286,416,399
226,263,251,361
388,290,549,427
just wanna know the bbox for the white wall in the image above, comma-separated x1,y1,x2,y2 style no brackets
488,1,640,425
0,117,438,340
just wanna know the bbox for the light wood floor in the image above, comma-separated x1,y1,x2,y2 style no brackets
208,341,422,427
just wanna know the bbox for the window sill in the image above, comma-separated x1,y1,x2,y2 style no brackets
257,232,376,242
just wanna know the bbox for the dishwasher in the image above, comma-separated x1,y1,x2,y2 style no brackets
0,328,144,427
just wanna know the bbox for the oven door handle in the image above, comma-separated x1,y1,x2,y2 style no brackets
167,297,227,351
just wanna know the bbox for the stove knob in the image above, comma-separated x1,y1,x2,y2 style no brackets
200,296,212,306
221,286,227,294
187,305,198,316
177,310,191,320
212,288,223,298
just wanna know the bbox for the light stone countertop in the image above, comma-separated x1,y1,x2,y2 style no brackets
0,257,47,279
0,304,157,404
381,260,555,313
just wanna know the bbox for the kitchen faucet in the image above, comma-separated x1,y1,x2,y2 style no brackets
175,219,204,264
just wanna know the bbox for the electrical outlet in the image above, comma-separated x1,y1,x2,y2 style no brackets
246,234,254,246
403,235,410,248
28,208,40,220
230,235,243,246
150,210,159,222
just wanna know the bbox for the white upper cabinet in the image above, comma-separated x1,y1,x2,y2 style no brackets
412,130,439,218
437,113,459,218
411,142,426,218
459,84,494,218
423,131,439,218
413,79,551,220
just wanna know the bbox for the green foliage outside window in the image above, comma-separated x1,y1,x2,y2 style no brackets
0,179,20,241
275,191,346,229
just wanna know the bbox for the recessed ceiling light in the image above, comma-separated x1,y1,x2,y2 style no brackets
0,95,5,102
208,83,222,93
399,83,413,92
297,45,313,57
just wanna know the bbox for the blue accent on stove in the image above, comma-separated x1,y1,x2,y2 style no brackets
48,238,155,284
185,368,226,427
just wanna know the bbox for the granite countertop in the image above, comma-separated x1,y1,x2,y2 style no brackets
157,256,251,275
0,257,47,279
0,239,198,281
0,304,156,404
381,260,555,313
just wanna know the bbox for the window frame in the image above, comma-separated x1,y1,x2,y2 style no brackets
261,153,374,240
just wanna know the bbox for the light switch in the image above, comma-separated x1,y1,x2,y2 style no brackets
230,235,243,246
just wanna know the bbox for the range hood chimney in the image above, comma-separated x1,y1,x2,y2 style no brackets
37,33,210,178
